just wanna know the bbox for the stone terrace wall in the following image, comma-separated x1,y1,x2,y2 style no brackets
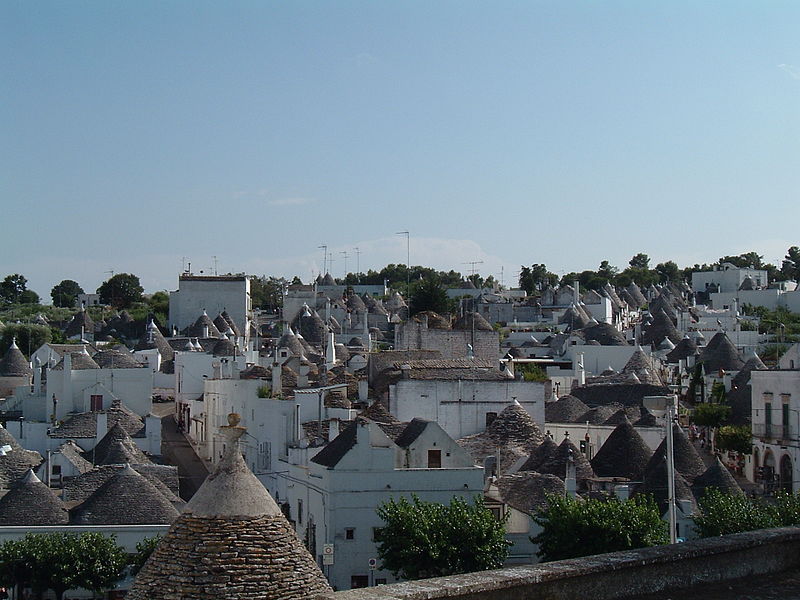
321,527,800,600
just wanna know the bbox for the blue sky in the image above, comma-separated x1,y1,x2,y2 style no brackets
2,1,798,297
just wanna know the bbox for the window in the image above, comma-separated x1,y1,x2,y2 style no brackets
345,528,355,540
783,403,790,432
90,394,103,412
297,499,303,525
485,412,498,427
372,527,383,542
765,403,773,437
375,578,387,585
52,465,61,475
427,449,442,469
351,575,369,588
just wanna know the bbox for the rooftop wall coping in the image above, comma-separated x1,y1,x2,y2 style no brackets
320,527,800,600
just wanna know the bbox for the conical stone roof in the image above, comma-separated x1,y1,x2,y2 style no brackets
626,282,647,307
128,414,332,600
643,424,706,484
452,311,494,332
0,425,44,488
622,348,664,386
731,354,767,389
292,309,327,346
221,311,241,337
536,436,595,482
666,336,698,363
0,469,69,525
580,322,629,346
70,464,179,525
92,348,143,369
559,305,590,331
64,308,95,338
699,332,745,373
590,420,653,480
0,339,31,377
636,460,696,515
188,311,221,338
458,403,544,473
692,457,743,497
276,330,305,357
544,396,590,423
642,309,683,347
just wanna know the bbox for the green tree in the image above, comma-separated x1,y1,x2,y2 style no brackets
51,280,84,308
629,253,651,269
0,532,128,600
96,273,144,308
374,495,510,580
715,425,752,455
782,246,800,281
519,264,558,294
409,277,450,316
0,274,29,305
691,402,730,429
250,276,288,311
129,534,162,576
655,261,681,284
597,260,618,281
693,488,778,537
532,493,668,562
0,323,52,358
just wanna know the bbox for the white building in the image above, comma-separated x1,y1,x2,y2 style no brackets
168,274,251,337
750,344,800,493
692,263,768,295
385,360,546,440
284,418,484,590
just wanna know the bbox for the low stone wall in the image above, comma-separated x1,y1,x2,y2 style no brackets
321,527,800,600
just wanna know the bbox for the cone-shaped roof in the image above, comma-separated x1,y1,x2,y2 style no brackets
0,425,44,488
692,457,743,497
636,460,696,515
590,420,653,480
643,424,706,484
699,332,745,372
0,339,31,377
559,305,590,331
642,309,683,347
292,308,327,346
580,322,629,346
52,350,100,370
666,336,698,363
276,329,305,357
494,472,565,516
187,311,221,338
360,400,400,424
458,403,544,473
731,354,767,389
385,291,407,310
452,311,494,331
70,464,179,525
128,415,332,599
412,310,451,329
545,396,590,423
518,437,558,472
626,282,647,307
622,348,664,386
536,437,595,481
346,293,366,312
64,308,95,338
92,348,143,369
220,311,241,337
0,470,69,525
211,335,238,357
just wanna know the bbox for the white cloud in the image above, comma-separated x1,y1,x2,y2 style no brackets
778,64,800,81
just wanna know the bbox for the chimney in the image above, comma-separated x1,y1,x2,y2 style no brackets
575,352,586,386
63,353,73,407
328,418,340,442
297,365,310,388
326,331,336,369
212,361,221,379
358,380,368,402
565,447,577,497
271,363,282,395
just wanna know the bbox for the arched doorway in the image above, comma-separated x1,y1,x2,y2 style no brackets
780,454,793,492
763,450,777,492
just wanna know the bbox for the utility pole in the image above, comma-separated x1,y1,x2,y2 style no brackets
340,251,349,279
354,247,361,283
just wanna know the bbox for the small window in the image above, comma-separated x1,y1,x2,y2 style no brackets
485,412,498,427
298,499,303,525
372,527,383,542
375,578,387,585
427,449,442,469
52,465,62,475
351,575,368,588
90,394,103,412
345,528,355,540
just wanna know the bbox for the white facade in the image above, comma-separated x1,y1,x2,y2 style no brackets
691,264,768,294
168,274,251,335
750,363,800,493
388,379,545,440
283,419,484,590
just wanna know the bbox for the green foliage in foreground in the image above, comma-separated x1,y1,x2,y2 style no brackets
532,493,668,562
0,532,129,600
693,488,800,538
375,495,510,580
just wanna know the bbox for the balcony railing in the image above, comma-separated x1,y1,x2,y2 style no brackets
753,423,792,441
